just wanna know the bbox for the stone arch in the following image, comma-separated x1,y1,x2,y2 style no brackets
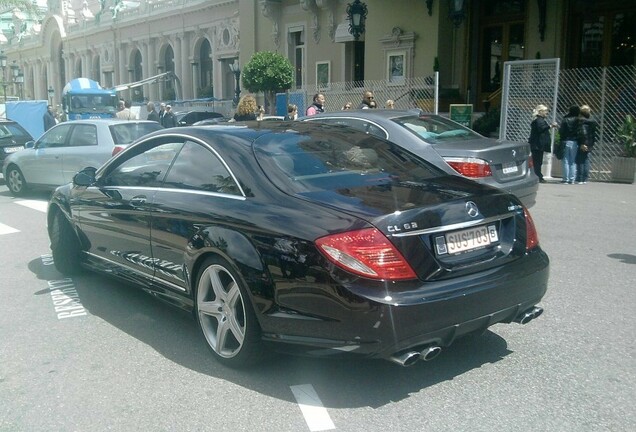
158,41,175,99
193,35,213,94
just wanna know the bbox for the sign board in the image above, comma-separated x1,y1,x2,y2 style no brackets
449,104,473,128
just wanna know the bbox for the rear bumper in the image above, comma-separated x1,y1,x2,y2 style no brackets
261,248,549,360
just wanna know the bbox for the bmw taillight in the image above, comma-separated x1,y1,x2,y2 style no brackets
112,145,126,156
315,228,417,280
523,207,539,251
444,157,493,178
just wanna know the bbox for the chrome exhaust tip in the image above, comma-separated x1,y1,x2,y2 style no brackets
420,346,442,362
514,306,544,324
389,351,421,367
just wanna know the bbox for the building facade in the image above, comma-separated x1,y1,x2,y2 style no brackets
0,0,634,112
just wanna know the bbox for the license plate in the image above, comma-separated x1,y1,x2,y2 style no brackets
502,161,518,174
3,146,23,153
435,224,499,255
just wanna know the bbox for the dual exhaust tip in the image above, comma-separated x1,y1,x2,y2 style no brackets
390,306,544,367
390,345,442,367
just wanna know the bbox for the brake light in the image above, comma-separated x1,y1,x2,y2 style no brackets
315,228,417,280
523,207,539,251
112,145,125,156
444,157,492,178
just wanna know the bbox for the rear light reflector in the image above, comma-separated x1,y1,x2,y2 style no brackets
315,228,417,280
444,157,493,178
523,207,540,251
112,145,125,156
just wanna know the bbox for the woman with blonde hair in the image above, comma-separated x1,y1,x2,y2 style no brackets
528,104,557,183
233,94,258,121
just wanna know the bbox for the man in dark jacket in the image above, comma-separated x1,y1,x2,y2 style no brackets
576,105,596,184
43,105,56,131
146,102,160,123
162,105,177,127
528,104,557,183
558,105,581,184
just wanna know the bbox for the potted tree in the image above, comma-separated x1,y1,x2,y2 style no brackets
611,114,636,184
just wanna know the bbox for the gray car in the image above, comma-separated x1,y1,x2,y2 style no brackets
303,110,539,207
2,119,162,196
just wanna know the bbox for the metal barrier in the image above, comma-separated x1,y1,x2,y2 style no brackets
501,60,636,181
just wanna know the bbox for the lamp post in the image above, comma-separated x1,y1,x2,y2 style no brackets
15,71,24,100
10,61,19,99
346,0,367,41
48,86,55,105
228,59,241,107
0,51,6,103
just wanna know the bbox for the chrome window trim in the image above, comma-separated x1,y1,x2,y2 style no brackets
89,185,247,201
390,212,516,237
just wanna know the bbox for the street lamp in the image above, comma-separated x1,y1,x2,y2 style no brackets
228,59,241,107
10,61,19,99
0,51,7,103
15,71,24,100
448,0,467,27
346,0,368,41
48,86,55,105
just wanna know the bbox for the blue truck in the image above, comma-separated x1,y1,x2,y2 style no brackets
62,78,118,120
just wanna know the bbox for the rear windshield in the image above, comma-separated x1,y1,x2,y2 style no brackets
394,115,481,144
254,127,445,194
0,124,31,140
109,123,162,145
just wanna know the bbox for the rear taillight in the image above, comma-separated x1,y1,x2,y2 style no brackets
444,157,493,178
112,145,125,156
523,207,539,251
315,228,417,280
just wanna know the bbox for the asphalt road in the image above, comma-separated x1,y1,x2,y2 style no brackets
1,180,634,432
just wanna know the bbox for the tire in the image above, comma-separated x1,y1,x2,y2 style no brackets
50,211,83,275
6,165,27,196
195,256,264,367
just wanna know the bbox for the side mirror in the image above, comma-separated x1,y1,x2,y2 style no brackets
25,141,35,149
73,167,97,187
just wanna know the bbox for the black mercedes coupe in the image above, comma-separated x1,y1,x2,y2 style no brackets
47,122,549,367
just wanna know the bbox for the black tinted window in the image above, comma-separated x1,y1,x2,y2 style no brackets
254,128,444,194
104,141,183,187
309,118,387,139
163,141,241,195
0,124,31,140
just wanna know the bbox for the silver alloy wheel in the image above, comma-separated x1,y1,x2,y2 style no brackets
197,264,246,358
7,167,24,194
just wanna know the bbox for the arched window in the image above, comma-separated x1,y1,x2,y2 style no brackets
164,46,175,99
199,39,213,96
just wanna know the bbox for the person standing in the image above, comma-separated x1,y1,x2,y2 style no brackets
559,105,581,184
385,99,395,109
576,104,597,184
146,102,160,123
233,95,258,121
43,105,56,131
358,90,374,109
162,104,177,127
528,104,557,183
116,100,136,120
284,104,298,121
158,102,167,126
305,93,325,116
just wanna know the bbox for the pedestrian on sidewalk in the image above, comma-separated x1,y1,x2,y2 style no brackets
528,104,557,183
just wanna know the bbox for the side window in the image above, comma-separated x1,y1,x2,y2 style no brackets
37,124,73,149
344,119,386,139
163,141,241,195
69,124,98,147
103,141,183,187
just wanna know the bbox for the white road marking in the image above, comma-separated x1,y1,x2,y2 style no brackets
290,384,336,431
15,200,48,213
0,222,19,235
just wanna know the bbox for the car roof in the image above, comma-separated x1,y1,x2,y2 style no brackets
54,119,160,125
304,109,425,121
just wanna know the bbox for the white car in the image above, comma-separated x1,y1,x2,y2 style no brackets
2,119,162,196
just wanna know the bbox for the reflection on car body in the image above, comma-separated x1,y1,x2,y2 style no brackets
47,122,548,368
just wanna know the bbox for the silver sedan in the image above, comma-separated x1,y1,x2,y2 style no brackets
303,110,539,207
2,119,162,196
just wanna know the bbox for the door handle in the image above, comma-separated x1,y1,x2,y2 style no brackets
130,195,147,206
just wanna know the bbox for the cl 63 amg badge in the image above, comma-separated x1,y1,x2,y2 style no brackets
387,222,419,233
